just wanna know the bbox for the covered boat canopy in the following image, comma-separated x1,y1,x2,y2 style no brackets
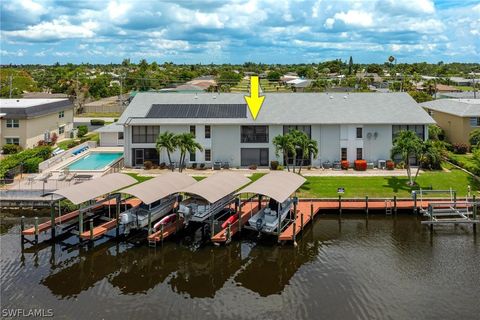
236,172,305,203
120,172,196,205
180,172,250,203
52,173,137,205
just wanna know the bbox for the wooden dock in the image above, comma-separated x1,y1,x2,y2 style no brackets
278,201,322,241
148,218,184,243
211,202,260,243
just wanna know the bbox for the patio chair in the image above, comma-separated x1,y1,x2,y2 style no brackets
35,171,52,182
57,168,69,181
65,172,77,182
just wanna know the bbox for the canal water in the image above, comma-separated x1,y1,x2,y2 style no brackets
1,214,479,319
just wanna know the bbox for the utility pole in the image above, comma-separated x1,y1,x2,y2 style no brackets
9,75,13,98
119,74,123,108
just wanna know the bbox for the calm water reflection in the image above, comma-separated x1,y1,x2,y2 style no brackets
1,214,479,319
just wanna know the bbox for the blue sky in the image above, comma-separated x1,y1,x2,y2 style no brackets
1,0,479,65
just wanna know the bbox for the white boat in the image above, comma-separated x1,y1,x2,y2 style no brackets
178,194,234,223
247,198,293,234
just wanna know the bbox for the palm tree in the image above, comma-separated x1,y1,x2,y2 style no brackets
156,131,177,171
176,133,203,173
297,136,319,174
391,130,423,186
289,130,307,173
272,134,295,172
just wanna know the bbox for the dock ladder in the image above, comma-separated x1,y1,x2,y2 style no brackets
385,200,392,215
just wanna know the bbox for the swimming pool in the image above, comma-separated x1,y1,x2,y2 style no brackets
67,152,123,171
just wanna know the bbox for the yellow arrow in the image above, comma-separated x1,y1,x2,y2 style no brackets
244,76,265,120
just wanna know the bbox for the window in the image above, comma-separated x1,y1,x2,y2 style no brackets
470,117,480,127
132,148,159,166
118,132,124,140
205,125,211,139
58,111,64,118
5,137,20,145
392,125,425,140
356,127,363,139
205,149,211,162
190,125,196,137
356,148,363,160
132,126,159,143
59,126,65,134
190,152,196,162
241,148,269,166
6,119,19,128
283,125,311,138
241,126,269,143
341,148,347,161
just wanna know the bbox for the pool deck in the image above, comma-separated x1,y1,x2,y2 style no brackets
46,147,123,173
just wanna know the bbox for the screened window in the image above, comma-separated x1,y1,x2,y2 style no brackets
190,152,196,162
205,125,211,139
6,119,19,128
341,148,347,161
205,149,211,162
132,126,159,143
59,126,65,134
470,118,480,127
356,148,363,160
190,125,196,137
283,125,311,138
241,126,268,143
356,127,363,138
5,137,19,145
58,111,64,118
118,132,124,140
392,125,425,140
241,148,269,166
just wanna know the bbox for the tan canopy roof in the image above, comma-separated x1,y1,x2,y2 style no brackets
120,172,196,205
53,173,137,205
236,172,305,203
180,172,250,203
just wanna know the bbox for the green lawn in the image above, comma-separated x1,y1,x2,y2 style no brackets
56,132,100,150
125,167,477,199
455,85,475,92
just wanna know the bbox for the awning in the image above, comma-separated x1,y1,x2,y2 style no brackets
236,172,305,203
52,173,137,205
120,172,196,205
180,172,250,203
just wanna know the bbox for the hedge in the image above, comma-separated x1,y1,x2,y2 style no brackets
0,146,52,178
90,119,105,126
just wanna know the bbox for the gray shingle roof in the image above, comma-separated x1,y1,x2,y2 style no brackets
419,99,480,117
0,99,73,119
119,92,434,125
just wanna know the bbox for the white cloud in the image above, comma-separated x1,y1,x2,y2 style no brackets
1,49,27,56
312,0,322,18
333,10,373,27
107,1,132,20
324,18,334,29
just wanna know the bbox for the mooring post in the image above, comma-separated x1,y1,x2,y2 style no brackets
258,195,262,210
89,219,94,240
413,191,417,215
301,213,304,231
79,209,83,241
454,192,457,208
292,196,298,245
50,202,55,239
394,195,397,215
160,224,164,245
147,211,152,236
226,222,231,243
20,216,25,243
473,195,477,232
310,201,313,222
429,204,433,232
116,195,120,238
339,195,342,216
236,198,241,233
34,217,39,243
176,194,182,234
365,195,369,216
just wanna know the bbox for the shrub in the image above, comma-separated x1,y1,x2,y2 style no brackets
159,162,166,169
249,164,257,170
469,129,480,148
2,144,22,154
0,146,52,178
90,119,105,126
386,160,395,170
453,143,469,154
113,118,118,122
50,132,58,145
144,160,153,170
270,160,279,170
199,163,206,169
23,157,43,173
354,160,367,171
67,141,79,149
341,160,349,170
37,140,47,146
277,165,284,171
77,125,88,138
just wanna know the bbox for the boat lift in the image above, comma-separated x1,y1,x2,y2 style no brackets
21,173,137,246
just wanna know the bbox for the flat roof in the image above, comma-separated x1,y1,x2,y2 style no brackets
420,99,480,117
52,173,137,205
94,123,124,133
120,172,196,205
119,92,435,125
0,99,73,119
236,172,306,203
180,172,250,203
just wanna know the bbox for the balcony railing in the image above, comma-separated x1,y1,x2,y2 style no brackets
241,134,268,143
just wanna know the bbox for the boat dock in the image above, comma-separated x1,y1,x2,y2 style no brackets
211,202,260,244
278,201,322,242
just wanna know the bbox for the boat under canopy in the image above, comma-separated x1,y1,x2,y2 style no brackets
51,173,137,205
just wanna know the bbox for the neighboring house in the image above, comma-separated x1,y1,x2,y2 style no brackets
95,123,124,147
0,99,74,149
118,92,434,168
286,79,312,92
420,99,480,145
449,77,475,86
438,92,479,99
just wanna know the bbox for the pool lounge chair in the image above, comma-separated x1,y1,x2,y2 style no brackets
34,171,52,181
65,172,77,182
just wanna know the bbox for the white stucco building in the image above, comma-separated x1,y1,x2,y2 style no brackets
116,92,434,168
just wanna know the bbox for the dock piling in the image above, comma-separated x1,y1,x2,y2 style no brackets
115,195,120,238
148,211,152,236
236,198,241,233
226,223,231,243
310,201,313,221
301,213,304,231
34,217,38,243
339,195,342,216
79,210,84,240
413,191,417,214
50,202,55,239
160,224,164,245
20,216,25,243
89,219,94,240
473,195,477,232
394,195,397,215
365,195,369,216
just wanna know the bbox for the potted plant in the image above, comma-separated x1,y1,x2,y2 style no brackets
354,160,367,171
386,160,395,170
341,160,349,170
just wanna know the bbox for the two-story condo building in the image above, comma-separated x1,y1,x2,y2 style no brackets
0,99,74,149
118,92,434,168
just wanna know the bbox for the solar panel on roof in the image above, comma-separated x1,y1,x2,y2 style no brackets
146,104,247,118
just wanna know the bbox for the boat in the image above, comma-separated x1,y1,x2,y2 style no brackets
221,212,239,229
153,213,178,230
247,198,293,234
